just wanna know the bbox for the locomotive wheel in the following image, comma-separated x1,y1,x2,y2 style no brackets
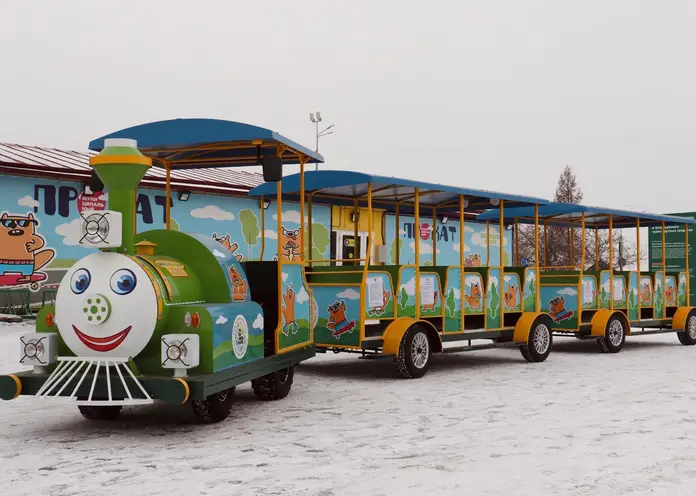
78,405,122,421
520,316,552,363
599,314,625,353
191,387,235,424
395,325,431,379
251,366,294,401
677,310,696,345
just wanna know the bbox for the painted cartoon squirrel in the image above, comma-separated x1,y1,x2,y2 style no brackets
463,282,483,309
0,213,55,281
504,284,518,309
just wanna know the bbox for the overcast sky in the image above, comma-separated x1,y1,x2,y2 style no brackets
2,0,695,214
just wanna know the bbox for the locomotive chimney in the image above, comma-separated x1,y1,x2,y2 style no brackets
89,138,152,254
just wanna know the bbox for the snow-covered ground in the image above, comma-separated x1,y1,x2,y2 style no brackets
2,320,696,496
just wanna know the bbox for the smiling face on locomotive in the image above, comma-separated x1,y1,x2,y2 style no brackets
55,252,158,358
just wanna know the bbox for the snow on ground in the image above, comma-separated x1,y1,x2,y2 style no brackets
2,320,696,496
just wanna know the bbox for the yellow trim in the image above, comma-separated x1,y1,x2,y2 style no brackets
275,179,283,356
8,374,21,399
414,189,420,318
139,256,174,299
300,158,305,262
260,195,266,260
128,256,165,319
686,224,690,307
317,343,363,351
513,312,543,344
173,377,190,403
460,195,465,331
89,155,152,166
672,306,693,330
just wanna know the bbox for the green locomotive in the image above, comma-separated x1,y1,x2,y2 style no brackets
0,123,318,423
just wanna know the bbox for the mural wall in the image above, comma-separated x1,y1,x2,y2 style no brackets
383,214,514,266
0,174,331,292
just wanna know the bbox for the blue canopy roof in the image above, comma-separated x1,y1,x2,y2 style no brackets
477,202,696,227
249,170,549,213
88,118,323,168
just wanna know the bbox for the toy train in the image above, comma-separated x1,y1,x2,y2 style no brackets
0,138,314,423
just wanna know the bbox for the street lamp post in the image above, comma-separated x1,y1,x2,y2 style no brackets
309,111,334,171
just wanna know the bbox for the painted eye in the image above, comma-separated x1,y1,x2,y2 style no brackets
110,269,137,295
71,269,91,294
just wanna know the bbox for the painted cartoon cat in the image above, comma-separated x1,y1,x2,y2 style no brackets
227,265,248,302
504,284,518,310
280,226,301,261
0,213,55,282
281,286,297,335
327,300,355,337
463,282,483,310
211,233,243,262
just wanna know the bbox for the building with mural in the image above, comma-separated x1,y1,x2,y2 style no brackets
0,142,513,312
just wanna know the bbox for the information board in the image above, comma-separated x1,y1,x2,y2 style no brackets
648,212,696,304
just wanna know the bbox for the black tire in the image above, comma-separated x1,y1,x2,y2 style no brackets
251,366,294,401
395,325,432,378
191,387,235,424
78,405,122,420
600,314,626,353
677,310,696,345
520,316,553,362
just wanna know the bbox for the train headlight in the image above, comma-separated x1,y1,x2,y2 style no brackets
20,333,58,371
161,334,199,377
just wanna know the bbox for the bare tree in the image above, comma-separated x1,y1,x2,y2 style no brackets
516,165,641,270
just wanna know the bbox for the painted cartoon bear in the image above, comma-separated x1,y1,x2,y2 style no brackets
465,254,482,267
666,284,676,306
504,284,518,310
327,300,355,337
640,283,652,305
227,265,248,302
0,213,55,283
548,296,573,323
280,226,301,262
281,286,298,335
211,233,243,262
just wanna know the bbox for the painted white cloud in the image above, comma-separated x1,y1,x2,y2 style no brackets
282,272,289,282
252,313,264,329
264,229,278,240
296,286,310,304
471,232,488,248
557,287,578,296
216,315,228,325
402,277,416,296
489,275,499,287
18,195,39,208
399,228,407,236
463,224,475,233
409,239,440,255
213,249,227,259
451,287,461,300
55,218,83,244
504,275,517,284
337,288,361,300
191,205,235,221
273,209,302,224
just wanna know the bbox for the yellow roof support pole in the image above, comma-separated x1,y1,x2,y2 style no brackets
353,199,359,265
543,220,549,266
260,195,265,261
499,200,504,268
662,221,667,313
580,213,586,274
275,178,283,354
684,224,691,307
514,221,519,266
415,188,420,319
164,161,171,230
686,222,690,307
595,227,600,270
609,215,614,311
460,194,465,331
636,217,641,315
395,203,400,265
535,204,540,312
307,194,313,267
486,222,490,266
299,156,305,262
432,207,437,266
365,183,373,276
569,225,574,268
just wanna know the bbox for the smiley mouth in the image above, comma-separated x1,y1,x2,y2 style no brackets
72,325,132,352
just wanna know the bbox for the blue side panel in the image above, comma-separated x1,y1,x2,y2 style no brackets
207,301,265,372
189,233,250,303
